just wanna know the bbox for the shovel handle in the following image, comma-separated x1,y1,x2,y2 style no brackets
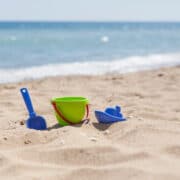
20,88,36,117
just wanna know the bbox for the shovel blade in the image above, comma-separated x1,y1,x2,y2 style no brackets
26,116,47,130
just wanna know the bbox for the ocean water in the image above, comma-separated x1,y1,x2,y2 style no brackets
0,22,180,83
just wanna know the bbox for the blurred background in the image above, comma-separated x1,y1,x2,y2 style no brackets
0,0,180,83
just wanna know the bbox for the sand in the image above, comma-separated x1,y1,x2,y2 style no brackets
0,66,180,180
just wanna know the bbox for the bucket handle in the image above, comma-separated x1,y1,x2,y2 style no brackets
51,102,89,125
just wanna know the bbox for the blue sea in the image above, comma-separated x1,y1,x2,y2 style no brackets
0,22,180,83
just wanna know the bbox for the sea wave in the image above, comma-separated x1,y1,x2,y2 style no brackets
0,53,180,83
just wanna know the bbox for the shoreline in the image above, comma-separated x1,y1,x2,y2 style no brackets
1,52,180,84
0,66,180,179
0,64,179,85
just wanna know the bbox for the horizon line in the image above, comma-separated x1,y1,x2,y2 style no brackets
0,20,180,23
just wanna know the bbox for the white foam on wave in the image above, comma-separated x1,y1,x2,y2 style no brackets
0,53,180,83
101,36,109,43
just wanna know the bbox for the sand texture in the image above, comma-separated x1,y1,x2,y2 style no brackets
0,66,180,180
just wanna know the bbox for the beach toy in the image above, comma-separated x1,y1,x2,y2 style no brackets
95,105,126,123
20,88,47,130
51,97,89,126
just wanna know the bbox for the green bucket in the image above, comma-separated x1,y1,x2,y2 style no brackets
51,97,89,126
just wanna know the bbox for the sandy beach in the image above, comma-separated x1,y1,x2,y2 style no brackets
0,66,180,179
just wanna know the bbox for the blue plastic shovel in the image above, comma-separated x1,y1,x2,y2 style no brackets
20,88,47,130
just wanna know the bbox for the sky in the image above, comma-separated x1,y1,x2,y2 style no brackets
0,0,180,21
